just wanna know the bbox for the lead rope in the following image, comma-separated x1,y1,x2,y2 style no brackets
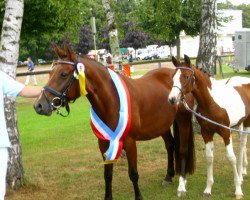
181,98,250,134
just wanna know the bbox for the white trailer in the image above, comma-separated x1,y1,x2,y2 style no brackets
234,28,250,71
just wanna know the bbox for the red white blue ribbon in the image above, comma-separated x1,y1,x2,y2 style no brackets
90,68,131,163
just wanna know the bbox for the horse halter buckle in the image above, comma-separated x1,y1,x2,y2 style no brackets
51,97,63,109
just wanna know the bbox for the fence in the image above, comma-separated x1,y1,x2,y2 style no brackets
16,55,234,78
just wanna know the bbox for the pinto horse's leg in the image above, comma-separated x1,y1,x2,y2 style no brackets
238,126,248,177
238,125,248,182
161,130,175,186
201,130,215,198
203,141,214,197
98,139,114,200
124,137,143,200
242,134,248,176
225,136,243,199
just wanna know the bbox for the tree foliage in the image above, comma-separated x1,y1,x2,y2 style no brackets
1,0,250,62
0,0,106,61
120,22,149,50
136,0,201,41
218,1,250,28
135,0,201,58
75,26,93,54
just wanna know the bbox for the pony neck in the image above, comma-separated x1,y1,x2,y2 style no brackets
82,58,120,130
192,68,214,109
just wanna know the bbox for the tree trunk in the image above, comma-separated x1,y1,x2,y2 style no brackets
176,34,181,59
0,0,24,189
102,0,122,69
196,0,217,76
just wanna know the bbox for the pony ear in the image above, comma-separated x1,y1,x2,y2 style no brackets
172,56,179,67
64,44,77,61
54,45,66,58
184,54,191,66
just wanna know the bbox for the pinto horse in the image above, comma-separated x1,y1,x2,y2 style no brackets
168,55,250,199
33,45,195,199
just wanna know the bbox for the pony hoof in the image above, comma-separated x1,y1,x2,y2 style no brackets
203,193,211,199
162,180,173,187
177,191,186,197
235,195,243,200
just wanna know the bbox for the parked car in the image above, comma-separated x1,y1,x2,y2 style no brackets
142,54,160,60
38,59,46,64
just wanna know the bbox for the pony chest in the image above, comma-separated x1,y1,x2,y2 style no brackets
209,86,245,126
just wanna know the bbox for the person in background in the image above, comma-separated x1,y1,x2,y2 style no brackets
25,57,37,85
0,70,41,200
106,53,112,65
129,53,134,73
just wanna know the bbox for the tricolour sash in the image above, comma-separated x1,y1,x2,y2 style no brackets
90,69,131,164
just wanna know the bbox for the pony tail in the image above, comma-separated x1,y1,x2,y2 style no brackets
186,122,195,174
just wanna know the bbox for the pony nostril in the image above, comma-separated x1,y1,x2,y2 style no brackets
169,97,176,105
34,103,43,113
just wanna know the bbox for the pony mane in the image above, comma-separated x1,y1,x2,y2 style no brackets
192,64,212,88
81,54,106,67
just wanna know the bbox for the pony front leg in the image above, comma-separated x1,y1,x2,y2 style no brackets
99,140,114,200
124,138,143,200
238,131,248,182
104,164,114,200
239,127,248,177
177,159,187,197
203,141,214,198
226,138,243,199
161,132,175,185
242,137,248,176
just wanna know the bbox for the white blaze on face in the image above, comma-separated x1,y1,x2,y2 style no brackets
169,70,182,103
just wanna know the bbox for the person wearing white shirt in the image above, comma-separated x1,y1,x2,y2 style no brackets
0,71,41,200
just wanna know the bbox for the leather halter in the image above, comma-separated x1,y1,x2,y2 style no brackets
42,60,76,117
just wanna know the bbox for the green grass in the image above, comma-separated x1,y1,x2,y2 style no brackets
5,64,250,200
5,96,250,200
215,63,250,79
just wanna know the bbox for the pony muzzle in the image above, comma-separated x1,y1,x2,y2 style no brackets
169,96,177,105
168,86,182,105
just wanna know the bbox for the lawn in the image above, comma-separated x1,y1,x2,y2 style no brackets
5,63,250,200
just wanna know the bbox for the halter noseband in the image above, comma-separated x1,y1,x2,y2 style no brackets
42,60,76,117
173,67,195,102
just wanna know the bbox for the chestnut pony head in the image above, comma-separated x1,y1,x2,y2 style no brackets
168,55,195,105
34,45,80,116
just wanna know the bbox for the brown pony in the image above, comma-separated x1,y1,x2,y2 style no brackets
168,55,249,200
34,45,195,199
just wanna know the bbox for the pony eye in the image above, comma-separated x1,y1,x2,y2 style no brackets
60,72,68,78
184,76,189,80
